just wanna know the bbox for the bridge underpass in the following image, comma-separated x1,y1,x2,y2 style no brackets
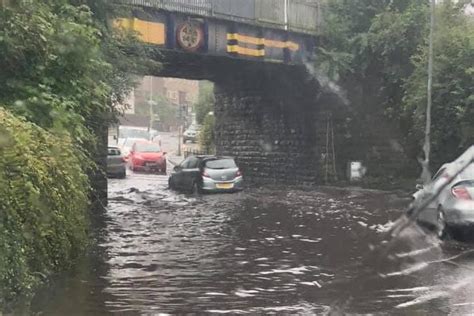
145,52,326,185
101,0,408,193
106,0,333,187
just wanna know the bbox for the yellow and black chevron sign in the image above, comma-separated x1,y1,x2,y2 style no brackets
227,33,299,57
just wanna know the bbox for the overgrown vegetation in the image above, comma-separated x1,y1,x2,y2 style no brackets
194,81,216,152
317,0,473,173
194,81,215,125
0,0,153,146
199,113,216,154
0,0,151,309
0,109,89,309
135,95,178,131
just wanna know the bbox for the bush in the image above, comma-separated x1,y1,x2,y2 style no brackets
198,113,216,154
0,108,89,310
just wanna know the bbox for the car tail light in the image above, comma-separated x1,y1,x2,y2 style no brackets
202,171,211,178
452,186,472,200
236,169,242,177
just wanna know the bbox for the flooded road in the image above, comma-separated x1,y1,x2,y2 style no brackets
32,172,474,314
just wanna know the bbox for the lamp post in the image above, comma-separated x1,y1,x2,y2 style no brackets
148,77,155,133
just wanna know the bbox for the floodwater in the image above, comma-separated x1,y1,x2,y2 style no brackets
32,172,474,315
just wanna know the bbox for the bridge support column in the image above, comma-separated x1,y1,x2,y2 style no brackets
214,64,322,185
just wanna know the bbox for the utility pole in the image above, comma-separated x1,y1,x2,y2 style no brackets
421,0,436,184
148,76,154,134
177,125,182,156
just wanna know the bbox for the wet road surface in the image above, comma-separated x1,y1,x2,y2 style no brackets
32,171,474,315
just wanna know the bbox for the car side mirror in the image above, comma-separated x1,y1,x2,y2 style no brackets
415,184,424,190
173,166,180,171
163,152,167,155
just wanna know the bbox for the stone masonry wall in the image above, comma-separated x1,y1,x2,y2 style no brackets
153,54,413,186
214,64,322,185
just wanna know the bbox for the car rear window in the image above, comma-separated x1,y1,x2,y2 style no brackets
205,159,237,169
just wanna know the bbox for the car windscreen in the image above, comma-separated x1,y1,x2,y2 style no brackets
205,159,237,170
135,143,161,153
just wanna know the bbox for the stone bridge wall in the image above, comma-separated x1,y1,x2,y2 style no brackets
147,53,411,187
213,64,323,185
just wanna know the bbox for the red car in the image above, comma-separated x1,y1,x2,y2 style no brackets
128,141,167,174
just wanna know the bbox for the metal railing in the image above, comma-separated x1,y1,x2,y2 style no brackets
183,148,211,158
112,0,322,34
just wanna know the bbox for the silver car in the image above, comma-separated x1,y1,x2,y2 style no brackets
183,126,200,143
107,146,126,179
168,155,243,194
414,158,474,239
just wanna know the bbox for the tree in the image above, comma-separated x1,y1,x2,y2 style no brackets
403,1,474,168
194,81,215,125
0,0,154,151
153,95,178,129
199,113,216,153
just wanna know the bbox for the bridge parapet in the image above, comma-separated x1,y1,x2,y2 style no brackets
113,0,322,35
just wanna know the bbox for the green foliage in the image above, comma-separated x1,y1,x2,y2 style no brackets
0,108,89,310
318,0,472,171
0,0,154,148
198,113,216,154
0,0,154,309
403,2,474,167
135,95,177,126
194,81,215,125
153,95,178,127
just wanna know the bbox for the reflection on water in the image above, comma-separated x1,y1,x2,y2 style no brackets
32,173,474,314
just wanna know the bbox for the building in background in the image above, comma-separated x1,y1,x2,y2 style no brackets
131,76,199,131
134,77,199,113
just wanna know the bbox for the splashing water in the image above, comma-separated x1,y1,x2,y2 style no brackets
303,59,349,106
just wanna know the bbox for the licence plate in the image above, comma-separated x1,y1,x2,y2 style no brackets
146,162,157,167
216,183,233,189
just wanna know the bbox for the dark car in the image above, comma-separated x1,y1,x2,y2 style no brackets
168,155,243,194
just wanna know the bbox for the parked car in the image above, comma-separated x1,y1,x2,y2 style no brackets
168,155,243,194
128,141,167,174
183,125,200,143
107,146,126,178
414,151,474,239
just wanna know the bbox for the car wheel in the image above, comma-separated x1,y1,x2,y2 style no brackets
168,177,175,190
437,207,449,239
118,170,126,179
